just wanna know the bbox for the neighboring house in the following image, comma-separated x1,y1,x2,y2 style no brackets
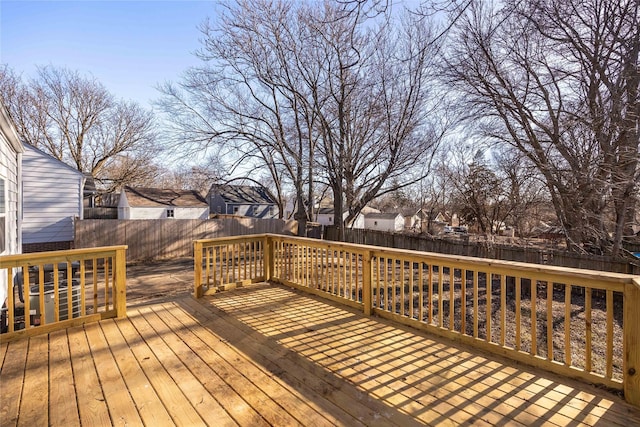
433,211,450,224
314,205,377,228
0,102,23,307
403,208,421,230
118,186,209,220
413,209,431,232
21,143,85,252
208,184,278,218
364,212,405,232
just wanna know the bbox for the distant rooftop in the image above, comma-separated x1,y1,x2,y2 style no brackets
365,212,403,220
123,186,208,207
210,184,276,205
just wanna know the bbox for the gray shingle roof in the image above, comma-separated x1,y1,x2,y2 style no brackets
210,184,276,205
124,186,208,207
365,212,403,220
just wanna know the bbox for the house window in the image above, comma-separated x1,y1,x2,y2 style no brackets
233,206,239,214
0,177,5,253
374,221,378,226
167,209,175,218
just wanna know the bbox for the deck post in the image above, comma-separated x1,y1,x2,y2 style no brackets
194,240,203,298
114,246,127,318
624,278,640,407
264,235,274,282
363,250,372,316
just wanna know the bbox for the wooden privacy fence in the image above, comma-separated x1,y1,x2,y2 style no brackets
326,227,640,274
0,246,127,343
75,218,296,261
194,234,640,408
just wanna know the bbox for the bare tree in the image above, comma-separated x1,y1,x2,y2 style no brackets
444,0,639,255
0,65,160,193
158,0,447,238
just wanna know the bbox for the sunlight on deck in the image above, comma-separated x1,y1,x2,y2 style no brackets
2,283,640,426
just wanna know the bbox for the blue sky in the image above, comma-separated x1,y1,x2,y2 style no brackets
0,0,217,109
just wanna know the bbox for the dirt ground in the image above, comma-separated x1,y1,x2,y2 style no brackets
125,258,195,305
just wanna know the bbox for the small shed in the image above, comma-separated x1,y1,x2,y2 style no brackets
118,186,209,220
208,184,278,218
21,143,85,252
0,102,23,306
364,212,405,232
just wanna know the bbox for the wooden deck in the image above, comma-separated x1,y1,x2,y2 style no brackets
2,282,640,426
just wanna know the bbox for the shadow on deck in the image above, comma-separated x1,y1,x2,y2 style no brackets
2,282,640,426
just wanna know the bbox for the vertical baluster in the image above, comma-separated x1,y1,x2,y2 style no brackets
531,279,537,356
585,287,592,372
205,247,211,286
449,266,455,331
486,272,492,342
515,276,521,351
564,283,572,366
409,261,414,319
53,264,60,323
92,259,98,314
428,264,433,325
438,265,444,328
500,274,506,346
23,264,31,328
400,260,405,316
344,251,348,299
547,281,553,361
38,264,45,325
606,289,613,379
104,258,111,311
391,259,397,314
7,267,15,332
461,269,467,334
80,259,86,316
473,270,478,338
419,263,424,322
66,262,73,321
244,242,248,281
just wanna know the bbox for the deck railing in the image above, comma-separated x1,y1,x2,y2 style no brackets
194,236,267,297
194,234,640,407
1,246,127,342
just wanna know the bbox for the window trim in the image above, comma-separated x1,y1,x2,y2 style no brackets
0,176,6,254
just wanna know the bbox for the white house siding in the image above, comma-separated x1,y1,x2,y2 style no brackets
364,215,405,232
21,144,84,245
315,213,334,226
348,213,365,229
0,104,23,306
122,206,209,220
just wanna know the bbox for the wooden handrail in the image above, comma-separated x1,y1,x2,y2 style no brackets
194,234,640,407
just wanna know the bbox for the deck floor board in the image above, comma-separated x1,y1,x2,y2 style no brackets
18,334,48,427
129,306,238,426
98,318,174,426
115,316,206,426
2,282,640,426
66,325,111,426
48,329,79,427
84,321,142,426
152,302,334,427
0,338,28,427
